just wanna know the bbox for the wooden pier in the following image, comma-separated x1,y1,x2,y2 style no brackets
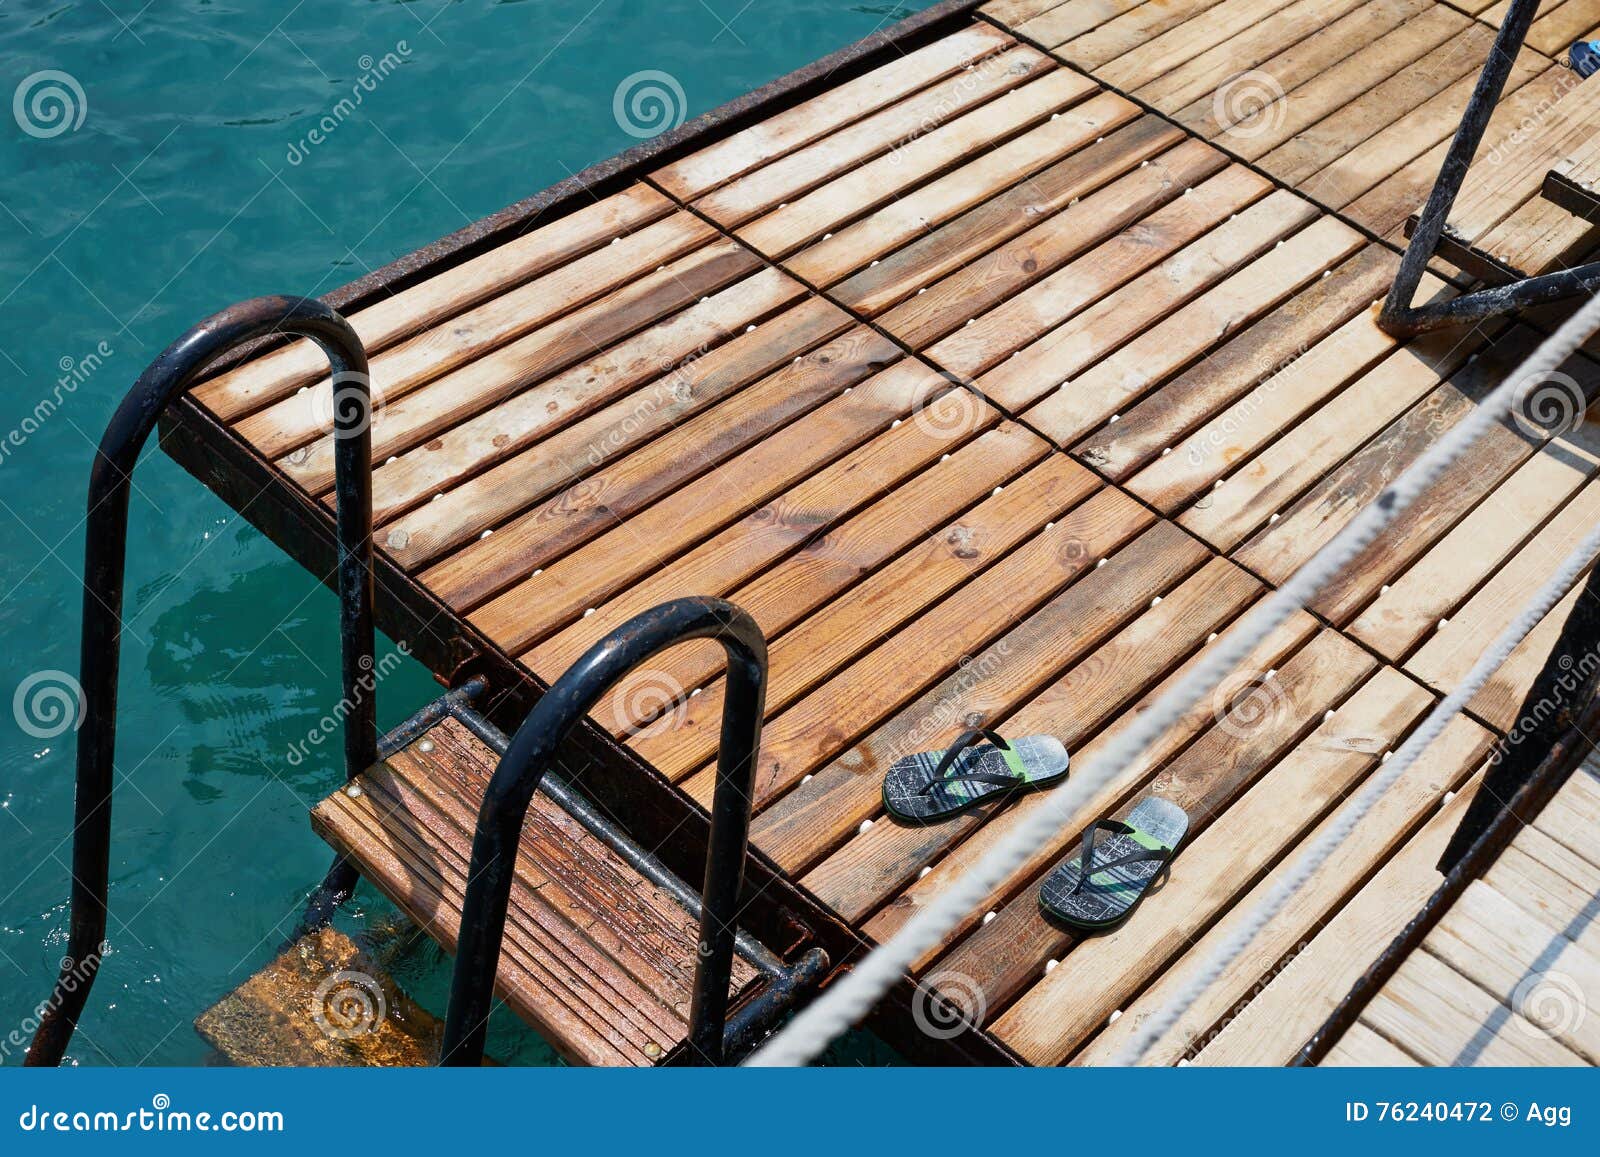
162,0,1600,1064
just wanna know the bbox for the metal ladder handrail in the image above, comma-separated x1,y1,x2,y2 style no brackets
440,596,769,1068
25,296,376,1067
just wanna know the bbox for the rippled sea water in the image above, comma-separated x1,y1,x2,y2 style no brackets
0,0,927,1067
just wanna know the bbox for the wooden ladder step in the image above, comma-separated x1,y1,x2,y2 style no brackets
309,716,758,1066
194,926,446,1067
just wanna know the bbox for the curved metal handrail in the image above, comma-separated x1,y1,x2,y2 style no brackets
26,296,375,1066
440,596,768,1067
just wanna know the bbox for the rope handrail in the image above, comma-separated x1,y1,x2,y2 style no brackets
746,288,1600,1068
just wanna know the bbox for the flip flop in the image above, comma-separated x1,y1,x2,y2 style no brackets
1039,796,1188,930
882,727,1069,823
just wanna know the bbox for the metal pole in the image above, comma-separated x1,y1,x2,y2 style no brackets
439,596,767,1067
1379,0,1545,337
26,296,373,1067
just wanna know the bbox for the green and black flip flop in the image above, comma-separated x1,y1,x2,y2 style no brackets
881,727,1069,823
1038,796,1188,930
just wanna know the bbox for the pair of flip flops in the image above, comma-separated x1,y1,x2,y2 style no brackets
881,728,1187,930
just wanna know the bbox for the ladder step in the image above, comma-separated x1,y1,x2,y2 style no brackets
194,926,444,1066
310,716,758,1066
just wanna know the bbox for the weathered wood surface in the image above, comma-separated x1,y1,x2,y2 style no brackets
1311,763,1600,1065
311,718,756,1066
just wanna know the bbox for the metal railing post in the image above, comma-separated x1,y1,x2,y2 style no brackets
439,596,767,1067
25,296,374,1067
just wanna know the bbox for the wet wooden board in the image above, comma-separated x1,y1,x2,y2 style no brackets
311,717,756,1067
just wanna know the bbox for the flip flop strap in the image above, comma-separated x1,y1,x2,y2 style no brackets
916,727,1017,795
1071,819,1173,894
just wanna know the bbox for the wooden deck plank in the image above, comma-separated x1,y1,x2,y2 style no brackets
1324,1022,1421,1065
826,123,1209,317
1232,335,1600,630
1406,467,1600,700
726,62,1091,257
1365,950,1586,1065
1082,716,1491,1065
192,185,675,424
651,22,1016,201
1486,826,1600,958
1074,246,1399,482
472,365,991,656
652,487,1156,794
416,325,902,607
938,629,1379,1047
720,514,1205,845
1533,767,1600,868
1346,420,1600,657
803,557,1262,923
866,603,1321,970
783,91,1149,291
379,297,864,572
1020,215,1366,446
585,449,1094,740
688,42,1054,230
1425,880,1600,1061
938,178,1299,410
984,666,1432,1064
868,141,1238,351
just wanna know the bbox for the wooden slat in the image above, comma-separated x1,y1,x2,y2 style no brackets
1534,767,1600,868
1021,215,1366,446
1074,245,1399,481
1185,762,1491,1065
474,365,992,655
1346,419,1600,657
648,486,1152,791
1174,322,1484,551
866,138,1235,345
1363,951,1585,1065
587,447,1093,739
1323,1022,1419,1065
1487,825,1600,958
1084,716,1491,1065
524,414,1043,681
710,52,1080,249
193,185,674,423
652,23,1016,200
804,557,1263,923
992,666,1431,1065
311,718,754,1066
869,604,1321,971
1425,880,1600,1061
418,325,902,606
783,91,1148,290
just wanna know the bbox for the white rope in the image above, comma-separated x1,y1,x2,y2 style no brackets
746,288,1600,1068
1114,515,1600,1064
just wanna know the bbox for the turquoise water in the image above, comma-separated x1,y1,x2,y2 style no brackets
0,0,929,1066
